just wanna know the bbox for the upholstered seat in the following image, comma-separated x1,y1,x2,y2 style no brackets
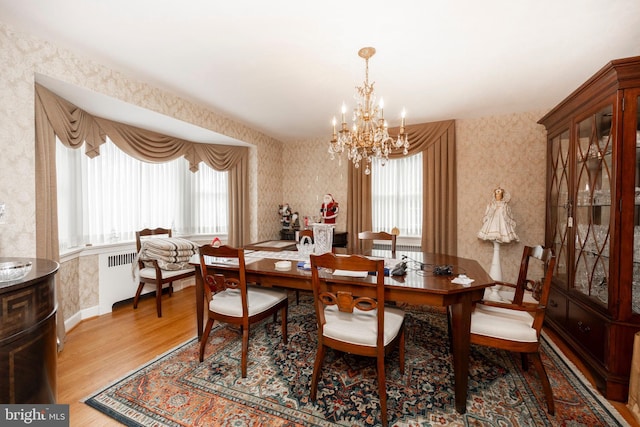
138,267,194,281
322,304,405,346
208,286,287,317
470,307,537,342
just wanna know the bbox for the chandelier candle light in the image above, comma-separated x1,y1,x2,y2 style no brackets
328,47,409,174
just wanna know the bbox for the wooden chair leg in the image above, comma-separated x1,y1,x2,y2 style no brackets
521,352,529,371
377,355,388,427
530,352,555,415
241,327,249,378
133,282,145,309
310,344,326,400
168,281,173,297
296,290,300,305
155,282,163,317
199,318,215,362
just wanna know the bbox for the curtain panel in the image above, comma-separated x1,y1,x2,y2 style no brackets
34,83,249,261
346,119,457,255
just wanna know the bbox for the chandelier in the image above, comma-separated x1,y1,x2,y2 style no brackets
328,47,409,175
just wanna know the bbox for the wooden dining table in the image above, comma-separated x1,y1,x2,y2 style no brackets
191,246,493,414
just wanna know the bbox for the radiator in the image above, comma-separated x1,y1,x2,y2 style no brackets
98,250,139,314
97,249,195,314
373,242,422,252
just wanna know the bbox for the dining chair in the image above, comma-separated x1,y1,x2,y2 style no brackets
358,230,397,256
198,244,289,377
309,252,405,427
133,227,195,318
465,245,556,414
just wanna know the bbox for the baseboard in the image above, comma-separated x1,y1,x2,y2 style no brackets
64,305,99,333
66,280,195,332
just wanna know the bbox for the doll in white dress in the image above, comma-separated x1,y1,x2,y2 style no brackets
477,187,519,243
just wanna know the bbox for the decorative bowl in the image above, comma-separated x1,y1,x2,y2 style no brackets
0,261,33,282
274,260,292,270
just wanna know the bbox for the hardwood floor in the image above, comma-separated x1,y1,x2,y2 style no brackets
57,286,639,426
57,287,198,426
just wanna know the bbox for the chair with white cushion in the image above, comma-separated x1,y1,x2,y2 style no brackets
133,227,195,317
468,245,556,414
198,244,288,378
309,252,405,427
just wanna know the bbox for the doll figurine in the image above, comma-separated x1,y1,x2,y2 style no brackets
477,187,519,243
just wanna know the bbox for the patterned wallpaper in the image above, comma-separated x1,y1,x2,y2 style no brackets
1,19,551,325
456,112,549,282
281,137,349,233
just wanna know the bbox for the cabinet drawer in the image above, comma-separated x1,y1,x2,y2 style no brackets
568,301,605,363
546,288,567,324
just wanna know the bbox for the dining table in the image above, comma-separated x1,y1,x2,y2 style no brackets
191,243,493,414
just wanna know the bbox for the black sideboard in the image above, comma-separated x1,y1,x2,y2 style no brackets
279,229,348,248
0,257,59,404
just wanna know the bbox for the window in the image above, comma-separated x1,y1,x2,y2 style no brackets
56,138,228,251
371,153,422,237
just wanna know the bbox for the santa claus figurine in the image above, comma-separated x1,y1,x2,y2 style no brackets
320,194,339,224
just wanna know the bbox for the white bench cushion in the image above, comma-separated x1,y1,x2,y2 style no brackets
209,286,287,317
322,304,405,347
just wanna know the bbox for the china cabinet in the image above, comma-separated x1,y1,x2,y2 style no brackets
538,55,640,401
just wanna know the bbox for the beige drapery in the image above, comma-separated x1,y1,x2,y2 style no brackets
346,119,457,255
34,83,250,262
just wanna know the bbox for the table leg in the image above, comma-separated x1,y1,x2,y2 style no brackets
450,293,472,414
194,264,204,340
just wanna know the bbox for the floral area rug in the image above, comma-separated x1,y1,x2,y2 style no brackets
85,297,629,426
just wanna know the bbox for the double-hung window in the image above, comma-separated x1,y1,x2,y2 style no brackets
56,137,228,251
371,153,423,237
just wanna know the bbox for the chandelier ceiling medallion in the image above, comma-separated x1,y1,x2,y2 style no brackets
328,46,409,175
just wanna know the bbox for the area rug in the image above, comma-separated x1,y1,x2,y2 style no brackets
85,298,629,426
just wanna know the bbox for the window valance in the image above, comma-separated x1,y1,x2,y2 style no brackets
34,83,247,172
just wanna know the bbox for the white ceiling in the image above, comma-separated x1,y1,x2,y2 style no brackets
2,0,640,144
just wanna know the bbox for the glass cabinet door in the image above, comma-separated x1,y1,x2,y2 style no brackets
549,130,570,284
573,105,613,305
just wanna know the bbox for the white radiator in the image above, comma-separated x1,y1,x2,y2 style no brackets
97,248,195,314
373,242,422,252
98,250,139,314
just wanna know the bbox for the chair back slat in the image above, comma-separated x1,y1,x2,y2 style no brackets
358,231,397,255
198,244,248,313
